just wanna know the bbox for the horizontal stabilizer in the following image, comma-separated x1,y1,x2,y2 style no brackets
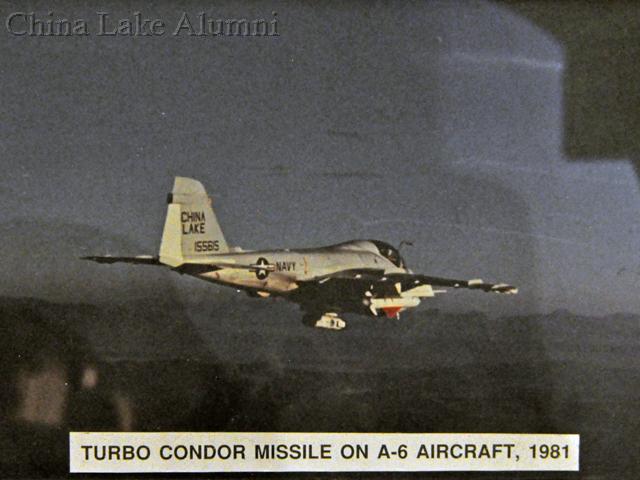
173,260,276,275
81,255,160,265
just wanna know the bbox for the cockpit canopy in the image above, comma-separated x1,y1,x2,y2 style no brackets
369,240,405,268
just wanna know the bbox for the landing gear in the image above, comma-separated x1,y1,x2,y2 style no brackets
315,313,346,330
302,312,347,330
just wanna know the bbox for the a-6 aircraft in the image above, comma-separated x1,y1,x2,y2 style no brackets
83,177,517,330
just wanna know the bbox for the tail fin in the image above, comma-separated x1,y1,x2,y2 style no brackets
159,177,228,266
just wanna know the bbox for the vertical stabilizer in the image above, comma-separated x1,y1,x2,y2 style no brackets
159,177,228,266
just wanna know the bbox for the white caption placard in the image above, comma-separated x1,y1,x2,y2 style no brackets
70,432,579,473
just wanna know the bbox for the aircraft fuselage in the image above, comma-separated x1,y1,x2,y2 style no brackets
194,242,407,294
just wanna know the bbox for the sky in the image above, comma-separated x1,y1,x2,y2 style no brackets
1,0,638,316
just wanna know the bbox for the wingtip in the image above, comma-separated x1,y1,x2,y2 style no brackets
491,283,518,294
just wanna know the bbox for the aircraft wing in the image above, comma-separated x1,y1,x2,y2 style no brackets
301,269,517,295
384,273,518,294
310,268,387,283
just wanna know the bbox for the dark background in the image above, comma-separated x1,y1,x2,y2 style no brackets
0,1,638,479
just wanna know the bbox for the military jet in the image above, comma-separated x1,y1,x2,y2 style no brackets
83,177,517,330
